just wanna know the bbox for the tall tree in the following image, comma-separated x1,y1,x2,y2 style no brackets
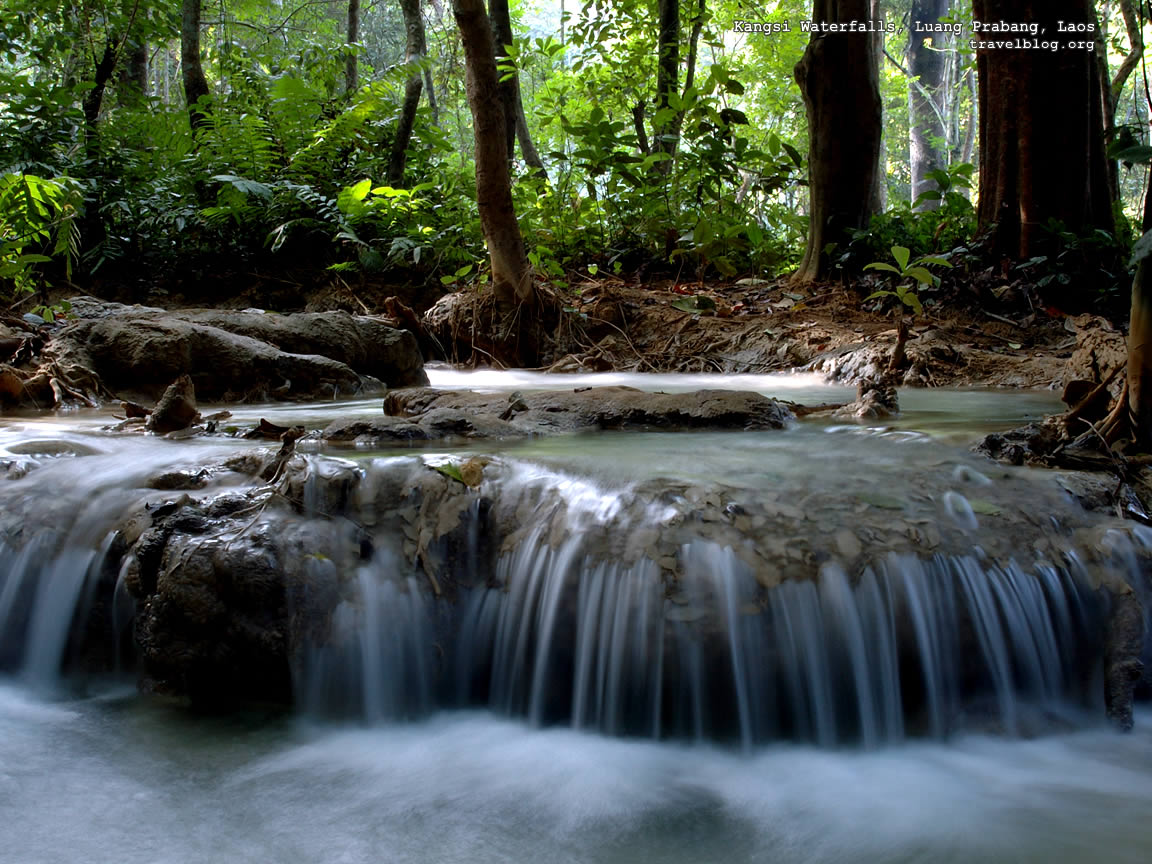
973,0,1111,259
180,0,210,134
451,0,532,311
792,0,883,282
346,0,360,95
908,0,952,210
387,0,427,186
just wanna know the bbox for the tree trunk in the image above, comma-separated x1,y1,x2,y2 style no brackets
489,0,546,178
1101,0,1144,203
870,0,886,213
973,0,1112,260
346,0,360,95
908,0,951,210
118,4,149,110
792,0,883,283
451,0,532,310
82,38,119,149
653,0,680,171
488,0,518,164
387,0,427,186
181,0,211,135
1128,170,1152,448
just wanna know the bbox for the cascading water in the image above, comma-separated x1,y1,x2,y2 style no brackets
0,408,1146,747
2,386,1152,863
299,465,1116,747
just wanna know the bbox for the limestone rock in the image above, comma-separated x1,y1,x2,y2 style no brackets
39,300,428,404
382,386,794,436
146,374,199,434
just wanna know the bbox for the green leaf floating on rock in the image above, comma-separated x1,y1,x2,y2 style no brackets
671,295,717,315
433,462,466,484
968,499,1002,516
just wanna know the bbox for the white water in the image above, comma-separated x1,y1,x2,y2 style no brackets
0,375,1146,861
0,686,1149,864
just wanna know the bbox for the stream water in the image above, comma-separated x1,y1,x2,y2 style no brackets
0,370,1149,863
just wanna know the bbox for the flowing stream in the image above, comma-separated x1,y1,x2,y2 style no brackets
0,370,1149,862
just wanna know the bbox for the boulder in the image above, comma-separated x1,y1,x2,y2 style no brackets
29,299,428,405
376,386,794,438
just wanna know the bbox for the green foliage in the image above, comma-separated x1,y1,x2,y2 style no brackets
0,172,82,301
864,245,953,317
836,164,977,275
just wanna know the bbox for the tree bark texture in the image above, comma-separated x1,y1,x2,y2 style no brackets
181,0,211,134
489,0,547,177
451,0,532,309
793,0,883,283
346,0,360,95
973,0,1112,260
653,0,680,169
387,0,426,186
1128,171,1152,447
908,0,951,210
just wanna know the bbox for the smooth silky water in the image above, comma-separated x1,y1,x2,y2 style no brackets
0,370,1148,863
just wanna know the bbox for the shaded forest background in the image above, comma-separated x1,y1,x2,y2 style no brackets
2,0,1148,316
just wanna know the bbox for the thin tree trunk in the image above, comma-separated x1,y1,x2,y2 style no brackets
488,0,518,163
489,0,546,178
1102,0,1143,202
516,112,548,180
870,0,887,212
793,0,883,283
387,0,427,186
908,0,951,210
181,0,211,135
653,0,680,171
1128,166,1152,447
82,38,119,149
668,0,706,148
424,65,440,125
346,0,360,95
118,6,148,109
451,0,532,309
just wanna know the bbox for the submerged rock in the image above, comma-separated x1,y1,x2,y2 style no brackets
345,386,796,442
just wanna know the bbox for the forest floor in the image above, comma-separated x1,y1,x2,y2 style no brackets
79,267,1125,394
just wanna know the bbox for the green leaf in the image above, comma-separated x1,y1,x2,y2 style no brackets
864,262,901,274
891,246,911,272
968,499,1002,516
433,462,466,484
914,256,953,269
903,266,935,286
1109,144,1152,165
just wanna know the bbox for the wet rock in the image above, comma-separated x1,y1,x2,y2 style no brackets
831,380,900,420
1104,588,1144,731
40,300,427,404
382,386,794,435
321,416,431,443
1065,315,1125,395
146,374,200,434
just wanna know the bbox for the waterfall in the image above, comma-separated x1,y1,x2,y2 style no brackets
0,446,1142,745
